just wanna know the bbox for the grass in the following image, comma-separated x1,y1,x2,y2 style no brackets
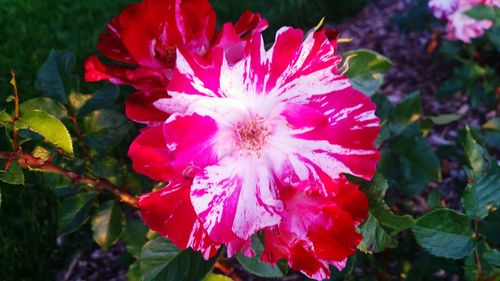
0,0,138,98
0,181,58,281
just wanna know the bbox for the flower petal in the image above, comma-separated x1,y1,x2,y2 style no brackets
280,86,381,182
128,125,173,182
265,28,349,103
96,17,135,64
84,55,120,83
261,187,364,280
83,55,169,93
191,157,283,242
163,113,221,177
138,182,220,259
125,91,170,124
233,10,268,37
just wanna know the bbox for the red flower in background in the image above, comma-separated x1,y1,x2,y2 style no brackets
134,25,380,279
84,0,267,124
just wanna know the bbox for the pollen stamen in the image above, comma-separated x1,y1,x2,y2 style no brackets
154,40,176,68
235,117,270,155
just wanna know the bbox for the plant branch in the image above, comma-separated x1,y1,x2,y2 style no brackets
214,260,243,281
69,114,93,162
9,70,20,152
0,151,138,208
474,219,483,281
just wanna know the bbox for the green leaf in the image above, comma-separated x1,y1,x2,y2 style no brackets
429,114,462,125
465,5,497,21
140,236,218,281
413,208,476,259
464,127,488,175
236,235,285,278
0,163,24,185
357,172,388,201
482,117,500,149
91,156,123,186
483,118,500,131
372,204,415,233
31,146,52,161
20,98,68,120
83,109,130,148
342,49,392,96
462,167,500,219
0,110,12,127
19,109,74,156
462,128,500,219
123,217,148,258
91,156,121,177
68,92,93,112
35,50,75,104
91,200,124,250
487,27,500,49
479,209,500,246
357,173,415,253
128,261,141,281
427,189,442,210
358,213,393,253
388,92,422,135
437,79,463,99
484,250,500,267
6,95,15,103
58,191,96,235
42,173,76,197
78,83,120,116
390,135,442,185
464,242,500,281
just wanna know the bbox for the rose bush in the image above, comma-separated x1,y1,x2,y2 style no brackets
1,0,500,280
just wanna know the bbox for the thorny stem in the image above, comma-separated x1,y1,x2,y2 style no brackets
9,70,20,152
214,260,243,281
474,219,483,281
0,151,138,208
69,114,93,162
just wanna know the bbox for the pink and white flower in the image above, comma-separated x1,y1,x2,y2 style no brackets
430,0,460,19
429,0,500,43
135,26,380,279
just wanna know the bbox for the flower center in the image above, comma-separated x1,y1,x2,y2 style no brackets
154,40,176,68
235,117,270,155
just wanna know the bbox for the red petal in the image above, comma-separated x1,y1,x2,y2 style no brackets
334,176,369,223
97,17,135,64
308,206,362,262
125,91,170,124
128,125,173,182
233,10,269,37
83,55,112,82
261,189,364,280
138,182,220,259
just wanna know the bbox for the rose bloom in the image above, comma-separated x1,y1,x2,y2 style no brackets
429,0,500,43
84,0,267,124
134,24,381,279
